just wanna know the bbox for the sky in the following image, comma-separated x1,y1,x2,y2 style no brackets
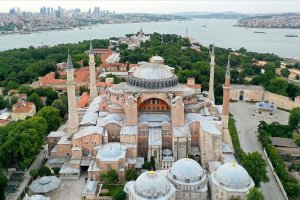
0,0,300,14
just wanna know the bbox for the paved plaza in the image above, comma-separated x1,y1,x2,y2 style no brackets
230,101,289,200
47,174,87,200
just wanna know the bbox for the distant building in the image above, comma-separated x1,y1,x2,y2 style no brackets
11,101,36,121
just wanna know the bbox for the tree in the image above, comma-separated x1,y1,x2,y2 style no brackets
243,152,269,186
38,166,51,176
18,85,32,95
99,169,119,184
51,99,68,118
296,75,300,80
0,170,8,200
280,68,290,78
150,156,156,171
267,77,288,96
125,168,138,181
246,187,264,200
289,108,300,130
28,92,44,111
30,168,39,178
36,106,62,133
112,188,126,200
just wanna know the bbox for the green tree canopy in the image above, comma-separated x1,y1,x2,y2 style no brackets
243,152,269,187
289,107,300,130
112,188,126,200
99,169,119,184
0,170,8,200
280,68,290,78
51,99,68,118
246,187,264,200
36,106,62,133
267,77,288,96
125,168,138,181
28,92,44,111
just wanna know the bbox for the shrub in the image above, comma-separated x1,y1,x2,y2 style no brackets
38,166,51,177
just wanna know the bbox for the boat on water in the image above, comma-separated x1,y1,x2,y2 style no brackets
254,31,266,34
285,34,298,37
202,25,207,28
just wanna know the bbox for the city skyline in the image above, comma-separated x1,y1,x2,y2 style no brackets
1,0,300,14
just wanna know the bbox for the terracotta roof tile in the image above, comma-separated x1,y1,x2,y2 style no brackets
12,102,34,113
77,92,90,108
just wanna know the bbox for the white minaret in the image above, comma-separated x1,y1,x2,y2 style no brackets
89,41,98,99
66,50,79,137
208,44,215,103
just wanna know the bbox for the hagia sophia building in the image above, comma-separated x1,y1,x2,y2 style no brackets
46,41,255,200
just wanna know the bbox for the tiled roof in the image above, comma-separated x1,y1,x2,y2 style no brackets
77,92,90,108
96,82,114,87
12,102,34,113
101,50,113,63
39,72,66,85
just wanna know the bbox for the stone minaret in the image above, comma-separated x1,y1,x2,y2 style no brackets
208,45,215,103
66,50,79,137
222,55,233,148
89,41,98,99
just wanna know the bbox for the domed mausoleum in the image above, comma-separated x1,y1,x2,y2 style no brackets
211,162,254,200
167,158,208,200
124,171,176,200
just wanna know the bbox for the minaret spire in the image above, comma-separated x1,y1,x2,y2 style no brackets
66,50,79,137
89,40,98,99
222,54,233,149
226,55,231,78
208,44,215,103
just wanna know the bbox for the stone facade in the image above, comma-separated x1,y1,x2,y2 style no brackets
230,84,300,110
48,55,230,185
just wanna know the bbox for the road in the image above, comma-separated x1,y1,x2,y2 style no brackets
229,101,289,200
7,145,47,200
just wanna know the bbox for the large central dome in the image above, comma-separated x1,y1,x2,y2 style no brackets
127,56,178,89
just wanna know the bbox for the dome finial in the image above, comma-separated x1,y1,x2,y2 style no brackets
231,161,236,167
149,171,155,176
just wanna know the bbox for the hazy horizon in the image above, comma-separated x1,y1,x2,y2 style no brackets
0,0,300,14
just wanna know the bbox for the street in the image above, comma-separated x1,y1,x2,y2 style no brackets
229,101,289,200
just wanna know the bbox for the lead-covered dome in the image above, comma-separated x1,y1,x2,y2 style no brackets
168,158,206,183
127,56,178,89
214,162,253,190
134,171,174,198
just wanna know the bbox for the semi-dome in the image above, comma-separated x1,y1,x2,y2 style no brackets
126,56,178,89
214,162,253,190
134,171,174,198
168,158,206,183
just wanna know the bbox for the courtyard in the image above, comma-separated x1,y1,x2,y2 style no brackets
229,101,289,200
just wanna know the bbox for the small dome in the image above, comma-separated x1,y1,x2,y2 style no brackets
214,162,252,190
39,177,51,185
149,55,164,64
100,143,121,159
134,171,172,198
168,158,205,183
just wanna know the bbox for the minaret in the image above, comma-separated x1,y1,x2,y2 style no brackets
208,44,215,103
66,50,79,137
89,41,98,99
222,55,233,148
